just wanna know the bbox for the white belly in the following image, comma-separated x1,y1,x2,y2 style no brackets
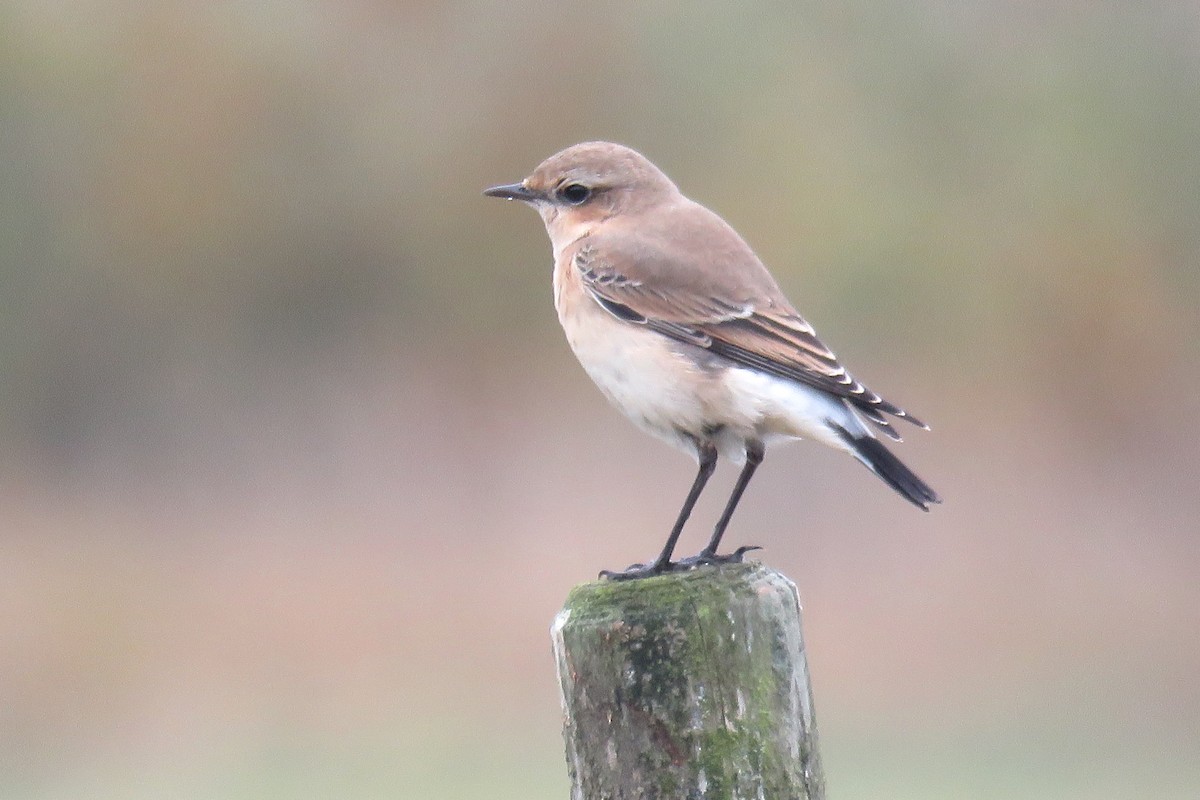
560,303,715,455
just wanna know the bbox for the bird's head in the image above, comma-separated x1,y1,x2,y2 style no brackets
484,141,679,244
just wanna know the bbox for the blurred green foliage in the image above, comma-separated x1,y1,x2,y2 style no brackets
3,2,1198,474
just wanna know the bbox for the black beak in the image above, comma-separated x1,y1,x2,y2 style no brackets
483,182,538,202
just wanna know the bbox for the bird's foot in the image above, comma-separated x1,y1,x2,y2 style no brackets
599,558,682,581
599,546,762,580
674,545,762,570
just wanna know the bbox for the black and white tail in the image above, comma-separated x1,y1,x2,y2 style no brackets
835,428,942,511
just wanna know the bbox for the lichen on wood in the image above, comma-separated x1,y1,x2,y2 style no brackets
551,561,825,800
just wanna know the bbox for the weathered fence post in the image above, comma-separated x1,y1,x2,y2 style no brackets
551,561,825,800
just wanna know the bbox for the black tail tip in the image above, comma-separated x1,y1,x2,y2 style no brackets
836,428,942,511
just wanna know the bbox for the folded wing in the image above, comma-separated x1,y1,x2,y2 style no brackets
572,230,927,441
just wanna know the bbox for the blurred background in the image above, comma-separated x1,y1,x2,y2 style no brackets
2,2,1198,798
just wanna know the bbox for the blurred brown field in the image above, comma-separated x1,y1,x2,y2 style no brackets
2,2,1198,798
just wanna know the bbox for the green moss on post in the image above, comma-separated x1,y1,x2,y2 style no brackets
551,562,825,800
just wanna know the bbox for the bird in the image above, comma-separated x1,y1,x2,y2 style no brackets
484,142,940,579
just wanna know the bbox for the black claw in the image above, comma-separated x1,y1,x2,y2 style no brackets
598,545,763,580
730,544,763,560
674,545,763,570
599,561,672,581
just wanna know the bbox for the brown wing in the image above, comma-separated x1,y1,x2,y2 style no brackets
570,214,926,438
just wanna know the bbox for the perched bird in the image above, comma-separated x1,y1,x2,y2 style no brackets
485,142,939,579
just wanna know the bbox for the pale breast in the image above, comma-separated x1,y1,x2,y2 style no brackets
553,256,725,454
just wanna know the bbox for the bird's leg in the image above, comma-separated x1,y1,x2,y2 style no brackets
600,439,717,580
692,439,764,564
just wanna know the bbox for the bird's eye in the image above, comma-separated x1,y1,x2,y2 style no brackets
559,183,591,205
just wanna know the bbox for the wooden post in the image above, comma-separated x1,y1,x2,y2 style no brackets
551,561,825,800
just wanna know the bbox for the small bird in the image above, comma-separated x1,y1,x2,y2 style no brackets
485,142,940,579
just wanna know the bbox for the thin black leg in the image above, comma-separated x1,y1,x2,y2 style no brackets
648,440,718,571
698,439,764,560
601,439,717,580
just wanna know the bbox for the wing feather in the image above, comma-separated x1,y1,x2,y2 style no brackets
571,231,927,435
